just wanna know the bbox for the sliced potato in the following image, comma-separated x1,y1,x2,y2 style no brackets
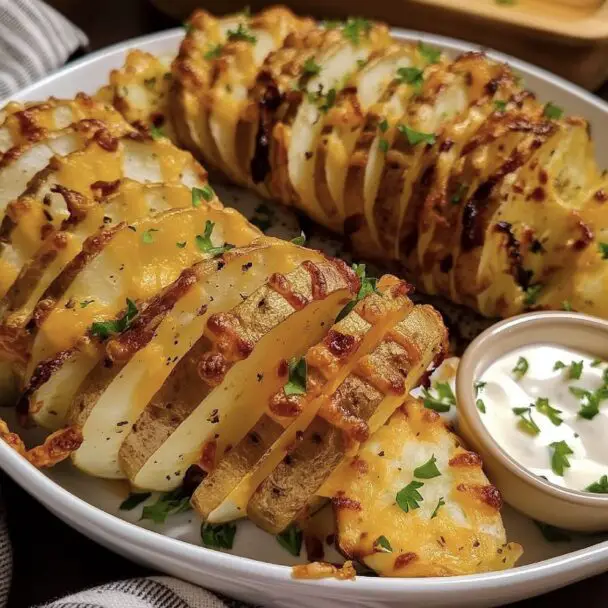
21,205,259,429
201,276,413,525
332,397,522,576
246,304,447,534
120,256,358,491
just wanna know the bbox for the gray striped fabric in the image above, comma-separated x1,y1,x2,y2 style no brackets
0,0,88,99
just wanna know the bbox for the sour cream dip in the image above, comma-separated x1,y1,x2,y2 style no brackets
475,344,608,494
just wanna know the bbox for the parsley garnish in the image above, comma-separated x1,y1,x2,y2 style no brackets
524,283,543,306
413,454,441,479
451,183,468,205
379,118,389,132
373,535,393,553
494,99,508,112
398,124,436,146
276,523,302,556
201,522,237,549
227,23,257,44
476,399,486,413
554,360,566,371
543,102,563,120
142,228,158,244
431,496,445,519
195,220,234,257
599,242,608,259
422,382,456,413
91,298,138,340
141,487,191,524
512,406,540,436
512,356,529,379
379,138,389,153
320,19,341,30
535,397,563,426
290,232,306,246
80,299,94,308
569,360,584,380
144,77,156,90
417,41,441,64
119,492,151,511
535,521,571,542
591,358,602,367
569,385,608,420
396,66,424,91
474,380,486,395
283,356,307,396
342,17,372,46
396,480,424,512
550,440,573,476
176,241,187,248
335,263,378,322
320,88,337,113
302,57,322,76
562,300,573,311
204,44,223,60
586,475,608,493
150,125,164,140
192,185,214,207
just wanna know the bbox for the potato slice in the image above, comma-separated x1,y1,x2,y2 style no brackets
120,257,358,491
246,304,447,533
0,94,126,154
69,238,310,478
332,397,522,576
199,276,413,525
21,205,259,429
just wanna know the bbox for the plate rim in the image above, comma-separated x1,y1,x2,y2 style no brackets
3,24,608,598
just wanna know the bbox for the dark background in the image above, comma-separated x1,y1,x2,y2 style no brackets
3,1,607,606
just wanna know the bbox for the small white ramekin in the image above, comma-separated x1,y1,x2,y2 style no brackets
456,311,608,532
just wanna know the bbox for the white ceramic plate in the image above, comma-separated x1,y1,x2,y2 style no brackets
1,27,607,608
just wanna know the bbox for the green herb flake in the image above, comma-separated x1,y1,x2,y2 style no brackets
431,496,445,519
204,44,223,60
141,487,191,524
144,77,156,90
379,118,389,132
320,19,341,30
512,406,540,436
201,522,237,549
227,23,257,44
599,242,608,259
142,228,159,244
496,0,517,5
474,380,486,396
373,535,393,553
543,102,564,120
335,263,378,322
379,138,389,153
90,298,138,340
451,183,468,205
590,358,602,367
183,22,194,34
150,125,164,140
398,124,436,146
276,523,303,556
476,399,486,413
417,41,441,64
195,220,234,257
80,299,94,308
192,185,214,207
569,385,608,420
302,57,322,76
422,382,456,413
414,454,441,479
553,360,566,371
176,241,187,249
396,480,424,513
284,356,307,396
342,17,372,46
320,88,337,113
568,360,584,380
535,521,571,542
535,397,563,426
396,66,424,91
561,300,573,312
119,492,151,511
512,356,529,379
585,475,608,494
291,232,306,246
494,99,508,112
524,283,543,306
550,440,573,476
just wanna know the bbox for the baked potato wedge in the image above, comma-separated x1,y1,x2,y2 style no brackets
331,397,522,576
119,255,358,491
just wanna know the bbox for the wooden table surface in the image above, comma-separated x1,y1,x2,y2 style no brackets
3,1,607,606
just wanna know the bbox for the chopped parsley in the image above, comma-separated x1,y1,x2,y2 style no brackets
543,102,564,120
431,496,445,519
150,124,164,140
396,66,424,91
142,228,158,244
307,86,337,113
80,299,94,308
524,283,543,306
549,440,573,476
561,300,573,312
342,17,372,46
534,397,563,426
119,492,151,511
290,232,306,246
568,360,584,380
144,77,156,90
320,19,341,30
176,241,187,248
283,356,307,396
599,242,608,259
512,356,529,379
302,57,322,76
90,298,138,340
201,522,237,549
476,399,486,413
379,118,389,132
192,185,214,207
494,99,508,112
379,138,389,153
396,480,424,513
195,220,234,257
398,124,436,146
276,523,302,556
512,406,540,436
413,454,441,479
586,475,608,494
335,263,378,322
227,23,257,44
421,382,456,413
535,521,571,542
373,535,393,553
474,380,486,395
591,358,602,367
204,44,223,60
141,487,191,524
417,41,441,64
553,360,566,371
569,385,608,420
451,183,468,205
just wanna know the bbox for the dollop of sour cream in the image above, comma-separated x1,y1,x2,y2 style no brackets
476,344,608,494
